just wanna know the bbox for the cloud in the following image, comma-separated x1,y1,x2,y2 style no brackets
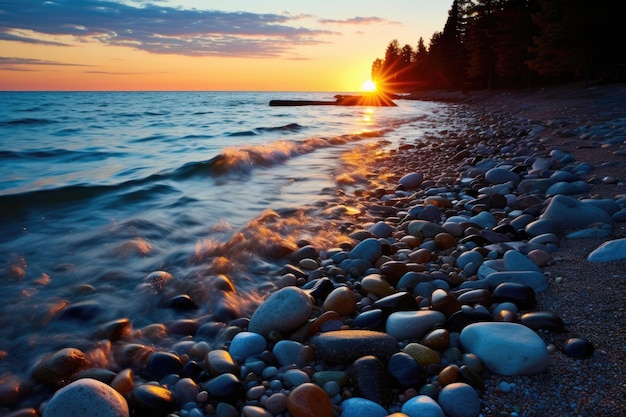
0,56,92,70
318,16,400,25
0,32,70,46
0,0,337,58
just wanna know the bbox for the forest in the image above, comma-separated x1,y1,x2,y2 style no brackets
371,0,626,92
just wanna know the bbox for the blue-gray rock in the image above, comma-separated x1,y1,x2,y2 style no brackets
386,310,446,341
129,384,177,417
33,348,90,386
419,204,443,222
349,238,382,263
438,382,481,417
401,395,445,417
398,172,424,190
350,355,391,405
228,332,267,361
146,351,182,380
613,209,626,222
525,219,561,237
272,340,315,368
540,195,613,232
485,270,548,292
43,378,129,417
311,330,398,364
340,397,387,417
502,250,541,272
580,198,621,215
407,220,446,239
588,237,626,262
387,352,427,387
456,251,483,271
485,167,520,185
468,211,497,229
367,221,394,238
566,228,612,239
460,322,549,375
248,287,313,336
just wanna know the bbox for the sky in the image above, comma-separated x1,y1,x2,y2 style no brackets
0,0,451,91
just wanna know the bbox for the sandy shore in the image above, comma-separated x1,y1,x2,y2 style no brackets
397,83,626,416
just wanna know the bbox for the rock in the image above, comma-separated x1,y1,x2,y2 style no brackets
407,220,446,239
492,282,536,310
349,238,382,263
421,328,450,351
242,406,273,417
205,349,239,376
129,384,177,417
43,378,129,417
386,310,446,341
562,338,595,359
340,397,388,417
311,330,398,364
272,340,315,368
438,382,481,417
203,373,244,402
437,364,459,386
485,167,519,185
588,237,626,262
284,369,311,388
402,343,440,367
360,274,395,297
322,286,357,316
373,292,420,314
540,195,613,232
460,322,549,375
485,270,548,292
265,392,288,415
398,172,424,190
228,332,267,361
387,352,427,387
350,355,392,405
368,221,395,238
353,309,384,330
287,383,333,417
401,395,445,417
33,348,90,386
545,180,591,196
145,351,182,380
468,211,497,229
248,287,313,336
502,250,541,272
520,311,565,332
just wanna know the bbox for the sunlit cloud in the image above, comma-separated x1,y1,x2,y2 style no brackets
0,0,337,58
318,16,400,25
0,31,69,46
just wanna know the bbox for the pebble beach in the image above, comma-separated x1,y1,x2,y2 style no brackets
2,83,625,417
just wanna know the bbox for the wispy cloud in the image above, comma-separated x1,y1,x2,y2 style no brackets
0,0,337,58
0,31,70,46
0,56,92,71
318,16,400,25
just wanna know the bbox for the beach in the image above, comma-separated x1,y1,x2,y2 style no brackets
1,84,625,417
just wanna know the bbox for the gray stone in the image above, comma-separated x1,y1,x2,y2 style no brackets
398,172,424,190
228,332,267,361
401,395,444,417
248,287,313,337
386,310,446,341
340,397,388,417
438,382,481,417
588,238,626,262
43,378,129,417
311,330,398,364
502,250,541,272
460,322,549,375
407,220,446,239
540,195,613,232
545,180,591,196
485,168,520,185
349,238,383,263
485,270,548,292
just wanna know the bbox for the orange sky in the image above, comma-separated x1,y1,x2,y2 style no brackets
0,1,450,92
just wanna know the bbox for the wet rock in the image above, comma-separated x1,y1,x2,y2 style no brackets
408,220,446,239
129,384,177,417
145,351,182,380
360,274,395,297
228,332,267,361
353,309,384,330
203,373,244,402
485,270,548,292
205,349,239,376
430,289,461,317
438,382,481,417
387,352,427,387
401,395,444,417
460,322,549,375
167,294,198,310
492,282,536,310
287,383,333,417
94,318,132,342
43,378,129,417
350,355,392,405
386,310,445,341
520,311,565,332
311,330,398,364
421,328,450,351
322,286,357,316
562,338,595,359
340,397,388,417
0,374,29,407
33,348,90,386
248,287,313,337
272,340,315,368
349,238,382,263
402,343,440,367
398,172,424,190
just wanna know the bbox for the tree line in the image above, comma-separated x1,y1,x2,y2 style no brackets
371,0,626,92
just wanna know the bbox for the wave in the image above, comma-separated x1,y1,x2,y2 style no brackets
227,122,305,137
0,148,122,162
0,117,57,127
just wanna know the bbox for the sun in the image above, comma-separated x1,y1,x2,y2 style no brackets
360,80,377,92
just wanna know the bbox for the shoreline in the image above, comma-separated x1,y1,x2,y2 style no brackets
3,83,626,417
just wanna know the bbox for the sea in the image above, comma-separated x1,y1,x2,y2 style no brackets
0,91,452,378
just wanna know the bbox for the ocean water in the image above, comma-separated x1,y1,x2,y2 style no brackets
0,91,450,377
